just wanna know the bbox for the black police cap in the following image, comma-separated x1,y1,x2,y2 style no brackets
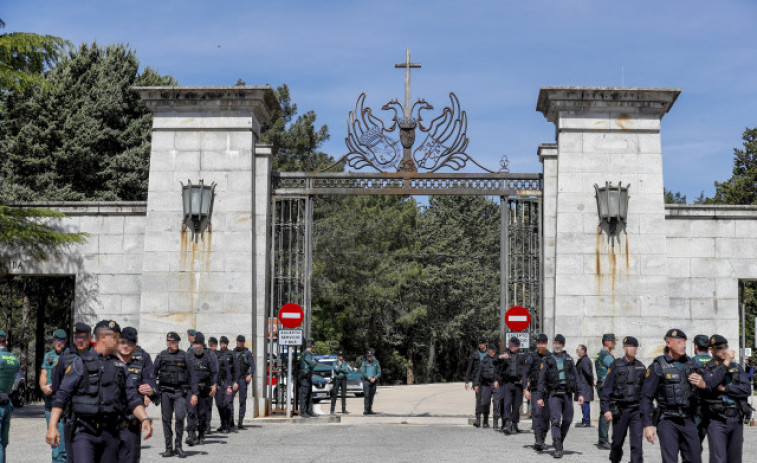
665,329,687,340
194,332,205,345
121,327,138,343
536,333,549,343
219,336,229,344
167,331,181,341
709,334,728,348
95,320,121,334
337,351,344,356
694,334,710,348
509,336,521,346
602,333,616,342
237,335,245,342
74,322,92,334
487,343,497,351
478,337,487,344
554,334,566,345
208,337,218,344
366,348,375,356
306,339,315,347
622,336,639,347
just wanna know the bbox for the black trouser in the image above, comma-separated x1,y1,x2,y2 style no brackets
597,382,610,443
477,383,494,416
610,406,643,463
118,420,142,463
237,378,249,422
531,391,550,436
474,389,481,416
330,378,347,412
707,414,743,463
69,425,119,463
502,382,524,423
160,390,187,449
299,377,313,415
656,416,701,463
548,393,573,440
363,380,377,411
187,388,211,435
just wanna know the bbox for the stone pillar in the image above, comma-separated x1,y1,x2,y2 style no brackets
537,87,680,360
133,86,277,363
538,143,558,336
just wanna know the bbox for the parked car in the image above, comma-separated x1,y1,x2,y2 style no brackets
312,355,364,398
11,369,25,408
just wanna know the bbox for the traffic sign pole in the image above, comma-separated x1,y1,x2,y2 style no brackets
286,348,292,418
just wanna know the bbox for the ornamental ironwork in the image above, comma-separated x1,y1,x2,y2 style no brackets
325,49,495,174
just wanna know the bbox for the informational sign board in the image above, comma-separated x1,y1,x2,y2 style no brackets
506,332,530,349
279,329,303,346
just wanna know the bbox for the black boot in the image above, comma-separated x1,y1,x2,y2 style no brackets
161,446,174,458
493,417,499,431
237,420,245,430
512,422,520,433
198,431,205,445
482,414,490,428
185,431,196,447
473,414,481,427
534,434,545,452
175,442,187,459
503,419,513,435
552,438,563,459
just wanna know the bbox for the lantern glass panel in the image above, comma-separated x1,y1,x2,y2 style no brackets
190,187,202,215
597,190,609,220
608,189,620,218
182,187,191,216
619,188,629,219
201,188,213,215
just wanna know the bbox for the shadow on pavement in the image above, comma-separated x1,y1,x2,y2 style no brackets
11,403,45,419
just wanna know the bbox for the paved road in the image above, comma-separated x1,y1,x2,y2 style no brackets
8,383,757,462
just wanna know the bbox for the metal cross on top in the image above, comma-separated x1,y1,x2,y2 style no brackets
394,48,421,122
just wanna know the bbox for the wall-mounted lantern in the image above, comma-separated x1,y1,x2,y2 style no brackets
181,179,216,240
594,181,630,235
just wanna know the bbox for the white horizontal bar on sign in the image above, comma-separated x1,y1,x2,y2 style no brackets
280,313,303,319
507,316,528,322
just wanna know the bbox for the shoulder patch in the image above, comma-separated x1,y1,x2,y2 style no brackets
65,364,72,375
646,368,651,378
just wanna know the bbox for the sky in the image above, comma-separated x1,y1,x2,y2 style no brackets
4,1,756,200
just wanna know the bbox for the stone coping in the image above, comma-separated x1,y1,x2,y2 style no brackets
3,201,147,216
537,86,681,122
665,204,757,219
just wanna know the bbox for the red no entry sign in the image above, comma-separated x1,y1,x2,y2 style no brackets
505,306,531,332
278,303,304,329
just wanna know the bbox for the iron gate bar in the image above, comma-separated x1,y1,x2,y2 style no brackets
272,172,542,196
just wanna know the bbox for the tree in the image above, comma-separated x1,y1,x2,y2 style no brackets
664,189,687,204
0,42,176,201
0,19,68,93
704,128,757,205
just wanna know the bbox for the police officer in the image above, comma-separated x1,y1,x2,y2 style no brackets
117,327,156,463
691,334,712,448
690,335,751,463
537,334,583,459
186,329,196,349
153,331,198,458
207,337,219,434
574,344,594,428
215,336,237,432
600,336,646,463
360,348,381,415
186,332,218,446
498,336,527,435
465,337,487,427
524,333,550,451
233,335,254,429
474,343,499,428
40,328,69,463
330,351,350,415
0,330,20,463
299,340,317,417
595,333,616,450
640,329,701,463
45,321,153,463
51,322,91,463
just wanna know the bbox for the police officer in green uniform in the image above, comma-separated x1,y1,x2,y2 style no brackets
595,333,616,450
691,334,712,448
360,348,381,415
298,340,317,417
640,329,701,463
537,334,583,459
600,336,646,463
40,328,69,463
330,351,351,415
153,331,198,458
45,321,154,463
0,330,20,463
690,334,751,463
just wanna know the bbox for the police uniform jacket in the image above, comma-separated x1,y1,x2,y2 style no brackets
465,348,487,384
537,351,580,398
640,348,696,427
599,356,646,414
153,349,199,396
702,361,751,417
233,347,254,381
186,348,219,391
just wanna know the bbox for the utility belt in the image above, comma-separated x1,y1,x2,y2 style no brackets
160,385,189,395
75,416,120,435
123,415,142,431
609,401,639,419
503,377,522,384
707,404,741,421
550,384,570,396
654,406,693,425
0,393,9,406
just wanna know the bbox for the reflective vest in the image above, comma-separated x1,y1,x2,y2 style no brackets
158,350,189,388
218,349,235,383
609,358,646,404
71,351,126,418
234,348,251,375
192,349,212,388
544,353,578,393
654,356,694,411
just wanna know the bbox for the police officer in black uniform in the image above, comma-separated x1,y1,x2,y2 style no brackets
233,335,254,429
45,321,153,463
524,333,550,451
153,331,198,458
473,343,499,429
690,334,751,463
537,334,583,459
117,327,156,463
207,337,220,434
600,336,646,463
186,332,218,446
640,329,701,463
465,337,487,427
216,336,237,432
498,336,527,435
